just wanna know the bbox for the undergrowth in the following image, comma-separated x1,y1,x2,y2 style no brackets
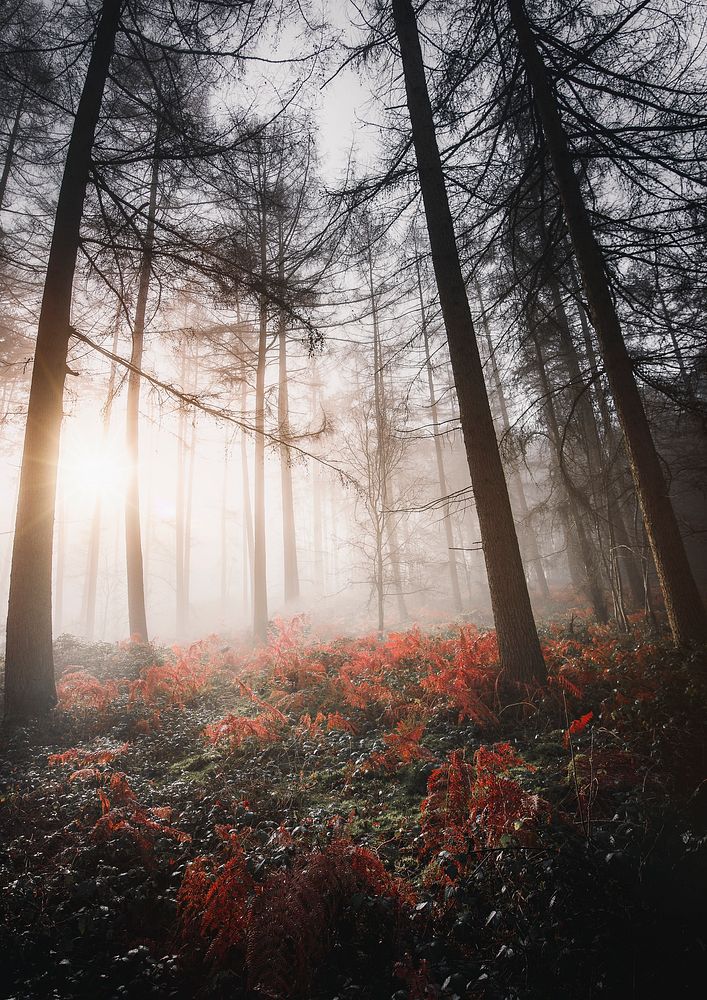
1,615,705,999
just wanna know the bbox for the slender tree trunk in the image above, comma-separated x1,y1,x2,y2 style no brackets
418,256,463,611
310,376,325,591
4,0,122,721
508,0,707,644
125,137,159,643
368,244,408,622
82,312,120,639
530,319,609,621
253,207,269,641
567,260,645,607
475,280,550,600
278,220,300,603
221,436,229,621
241,370,254,618
184,404,197,632
175,340,187,635
0,85,26,212
392,0,545,684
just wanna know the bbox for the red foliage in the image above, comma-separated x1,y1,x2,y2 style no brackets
419,627,499,727
57,671,120,713
204,711,284,748
325,711,357,735
420,750,476,860
383,720,433,764
564,711,594,748
421,744,547,865
48,742,130,768
93,802,190,858
246,841,413,998
128,638,226,709
92,775,189,859
200,844,255,964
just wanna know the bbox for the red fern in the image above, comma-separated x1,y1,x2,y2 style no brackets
246,841,413,998
564,711,593,748
204,711,284,748
421,744,547,864
56,671,119,713
48,742,130,768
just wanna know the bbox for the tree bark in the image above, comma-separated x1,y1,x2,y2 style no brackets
392,0,545,684
508,0,707,644
125,135,159,643
0,84,26,212
4,0,122,721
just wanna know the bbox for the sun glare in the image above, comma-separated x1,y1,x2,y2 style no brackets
59,414,131,501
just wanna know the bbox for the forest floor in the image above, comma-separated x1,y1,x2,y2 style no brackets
0,615,706,1000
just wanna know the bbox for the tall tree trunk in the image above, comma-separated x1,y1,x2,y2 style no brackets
125,136,159,643
392,0,545,684
82,312,120,639
175,340,187,635
0,84,26,212
241,369,254,618
508,0,707,644
529,318,609,621
183,403,197,633
368,244,408,622
221,436,229,621
252,207,269,642
278,220,300,603
567,260,645,607
418,255,463,611
475,280,550,600
4,0,122,721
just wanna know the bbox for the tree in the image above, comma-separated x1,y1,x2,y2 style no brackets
4,0,122,721
391,0,546,685
507,0,707,644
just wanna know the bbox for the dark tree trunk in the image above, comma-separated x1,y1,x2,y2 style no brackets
4,0,122,722
0,84,26,211
125,139,159,643
392,0,546,685
508,0,707,644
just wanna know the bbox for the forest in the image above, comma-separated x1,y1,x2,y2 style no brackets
0,0,706,997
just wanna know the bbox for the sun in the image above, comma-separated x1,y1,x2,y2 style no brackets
59,411,131,501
